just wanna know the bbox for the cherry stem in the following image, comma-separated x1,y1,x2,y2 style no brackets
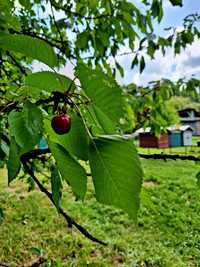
71,100,93,139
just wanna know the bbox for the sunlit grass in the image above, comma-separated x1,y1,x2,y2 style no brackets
0,159,200,266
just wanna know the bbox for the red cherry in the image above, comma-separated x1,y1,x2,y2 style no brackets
51,114,71,135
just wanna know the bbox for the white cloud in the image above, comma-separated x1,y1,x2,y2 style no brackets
31,61,75,80
115,39,200,86
31,62,51,73
58,63,75,79
31,38,200,88
163,1,172,9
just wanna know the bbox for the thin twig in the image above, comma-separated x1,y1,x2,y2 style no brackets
49,0,64,44
6,52,27,76
0,101,18,114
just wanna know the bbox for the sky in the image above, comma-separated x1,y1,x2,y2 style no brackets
115,0,200,85
33,0,200,86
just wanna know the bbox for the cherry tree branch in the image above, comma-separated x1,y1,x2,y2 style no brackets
139,153,200,161
0,101,18,114
6,52,28,76
49,0,64,44
20,149,107,246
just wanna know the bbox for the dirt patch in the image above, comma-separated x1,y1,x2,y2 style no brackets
144,180,160,187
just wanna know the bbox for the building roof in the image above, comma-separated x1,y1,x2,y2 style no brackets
178,108,200,118
167,125,193,132
180,125,192,131
180,117,200,122
136,127,151,134
136,125,193,134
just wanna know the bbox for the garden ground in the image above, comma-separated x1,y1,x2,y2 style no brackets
0,156,200,266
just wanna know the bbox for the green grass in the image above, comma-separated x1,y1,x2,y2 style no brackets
192,136,200,146
138,146,200,156
0,160,200,267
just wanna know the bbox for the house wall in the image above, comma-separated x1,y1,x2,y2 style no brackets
139,133,169,148
158,133,169,148
181,121,200,135
182,131,193,146
169,132,181,147
194,121,200,136
139,134,158,148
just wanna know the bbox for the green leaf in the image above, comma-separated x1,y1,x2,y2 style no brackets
0,33,58,67
49,142,87,200
158,2,164,22
115,61,124,77
151,0,163,23
89,0,98,9
182,31,194,44
17,85,44,100
122,11,134,25
136,13,147,33
105,0,112,13
89,135,143,219
97,30,110,47
8,101,43,152
151,0,160,18
7,137,21,184
174,41,181,54
169,0,182,6
30,247,45,257
76,63,123,125
27,176,35,192
19,0,32,10
25,71,75,94
0,141,9,157
147,40,157,59
0,143,6,161
58,114,89,160
131,55,138,69
44,113,89,161
139,56,145,73
51,167,62,209
76,31,89,49
86,104,116,135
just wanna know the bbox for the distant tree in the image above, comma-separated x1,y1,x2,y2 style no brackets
168,96,200,111
122,80,180,133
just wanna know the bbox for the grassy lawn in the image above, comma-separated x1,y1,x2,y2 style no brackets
138,146,200,156
0,159,200,267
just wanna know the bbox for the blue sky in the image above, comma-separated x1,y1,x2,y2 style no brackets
33,0,200,86
114,0,200,85
161,0,199,29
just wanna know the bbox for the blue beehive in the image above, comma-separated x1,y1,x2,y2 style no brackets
168,130,182,147
180,125,193,146
38,137,48,149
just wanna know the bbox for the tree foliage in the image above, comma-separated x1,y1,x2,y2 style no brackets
0,0,199,243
